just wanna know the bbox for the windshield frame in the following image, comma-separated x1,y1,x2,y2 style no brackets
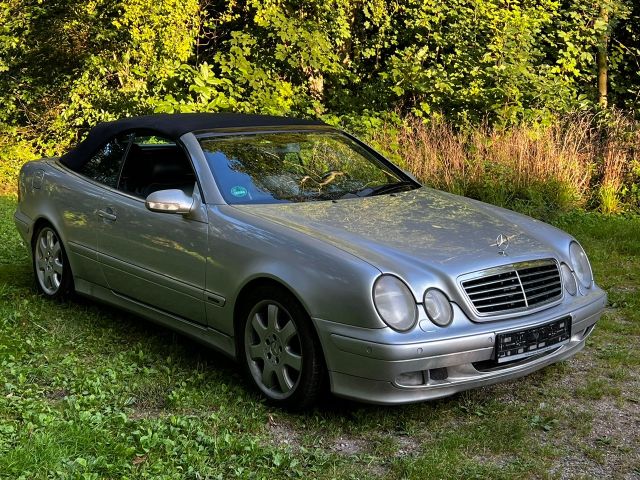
194,126,420,205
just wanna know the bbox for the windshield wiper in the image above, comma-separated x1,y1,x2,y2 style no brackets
367,180,417,196
338,180,418,199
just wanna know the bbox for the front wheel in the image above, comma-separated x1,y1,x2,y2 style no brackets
33,225,74,299
239,286,325,410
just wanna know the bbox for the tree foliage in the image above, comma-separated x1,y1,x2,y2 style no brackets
1,0,639,155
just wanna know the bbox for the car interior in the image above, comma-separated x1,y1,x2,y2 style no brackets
118,139,196,199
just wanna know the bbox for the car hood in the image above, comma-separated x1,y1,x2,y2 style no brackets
233,187,566,283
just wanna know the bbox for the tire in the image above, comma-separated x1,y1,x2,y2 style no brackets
237,285,325,410
32,225,74,299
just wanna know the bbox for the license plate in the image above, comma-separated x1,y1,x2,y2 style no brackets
496,317,571,364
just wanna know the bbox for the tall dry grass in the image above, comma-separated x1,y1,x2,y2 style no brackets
372,112,640,218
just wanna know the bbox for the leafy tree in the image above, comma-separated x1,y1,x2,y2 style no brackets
1,0,639,157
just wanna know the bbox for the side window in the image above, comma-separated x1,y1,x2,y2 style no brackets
81,134,132,188
118,134,196,199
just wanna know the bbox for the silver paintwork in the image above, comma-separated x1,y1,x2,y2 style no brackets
14,126,606,405
98,182,208,325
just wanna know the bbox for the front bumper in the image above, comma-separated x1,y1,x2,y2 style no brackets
314,288,606,405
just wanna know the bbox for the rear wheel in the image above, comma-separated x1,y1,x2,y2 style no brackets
239,286,324,410
33,225,73,299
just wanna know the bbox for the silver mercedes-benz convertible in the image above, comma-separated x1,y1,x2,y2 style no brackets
14,113,606,408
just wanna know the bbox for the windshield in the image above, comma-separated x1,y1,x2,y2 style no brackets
198,131,417,204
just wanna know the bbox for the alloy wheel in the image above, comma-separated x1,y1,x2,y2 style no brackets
244,301,303,399
35,227,64,295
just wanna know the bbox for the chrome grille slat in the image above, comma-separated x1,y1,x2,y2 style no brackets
467,283,522,295
526,288,562,302
466,284,520,296
474,292,524,307
461,259,562,316
474,298,527,309
525,282,561,295
520,273,560,285
468,289,522,301
520,265,556,278
463,276,519,290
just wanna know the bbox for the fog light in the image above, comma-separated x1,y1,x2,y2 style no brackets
395,371,425,386
428,367,448,381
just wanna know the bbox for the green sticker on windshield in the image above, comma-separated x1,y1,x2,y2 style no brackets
230,185,248,198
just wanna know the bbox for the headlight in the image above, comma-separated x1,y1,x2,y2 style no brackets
373,275,417,332
569,242,593,288
423,289,453,327
560,263,577,296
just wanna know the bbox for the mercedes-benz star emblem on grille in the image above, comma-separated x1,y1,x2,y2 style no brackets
494,234,510,255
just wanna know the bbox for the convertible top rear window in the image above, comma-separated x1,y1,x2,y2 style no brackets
199,132,416,204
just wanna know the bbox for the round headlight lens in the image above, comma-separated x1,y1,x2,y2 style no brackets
569,242,593,288
373,275,417,332
561,263,577,296
423,289,453,327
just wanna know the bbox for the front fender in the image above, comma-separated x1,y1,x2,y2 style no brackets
204,205,385,336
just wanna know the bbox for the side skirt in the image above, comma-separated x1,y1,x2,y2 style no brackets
74,277,237,358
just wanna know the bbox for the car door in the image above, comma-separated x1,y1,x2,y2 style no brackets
96,133,208,325
60,133,133,287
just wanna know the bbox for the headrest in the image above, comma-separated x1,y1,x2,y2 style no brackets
151,161,193,182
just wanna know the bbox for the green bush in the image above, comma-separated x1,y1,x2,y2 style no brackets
0,127,37,194
1,0,639,214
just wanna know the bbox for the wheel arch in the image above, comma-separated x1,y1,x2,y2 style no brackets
31,216,57,246
30,216,72,255
232,276,329,370
30,216,77,277
233,276,310,333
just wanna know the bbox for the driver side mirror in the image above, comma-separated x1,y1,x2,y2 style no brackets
145,189,194,214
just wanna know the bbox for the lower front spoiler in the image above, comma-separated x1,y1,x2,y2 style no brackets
317,294,604,405
330,333,590,405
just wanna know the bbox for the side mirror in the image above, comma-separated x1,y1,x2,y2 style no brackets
145,189,194,214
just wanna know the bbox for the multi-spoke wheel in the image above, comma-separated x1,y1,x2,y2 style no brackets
33,225,73,299
239,286,325,409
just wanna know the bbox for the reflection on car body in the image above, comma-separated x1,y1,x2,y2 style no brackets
14,113,606,409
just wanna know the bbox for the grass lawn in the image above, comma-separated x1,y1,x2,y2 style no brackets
0,195,638,479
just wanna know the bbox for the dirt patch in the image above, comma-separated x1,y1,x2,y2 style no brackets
548,354,640,479
265,416,301,449
332,435,367,455
394,435,421,457
45,388,70,401
128,407,166,421
553,402,640,478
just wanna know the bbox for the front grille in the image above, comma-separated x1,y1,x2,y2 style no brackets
461,260,562,315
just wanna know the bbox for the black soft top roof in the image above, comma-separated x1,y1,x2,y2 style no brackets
59,113,326,170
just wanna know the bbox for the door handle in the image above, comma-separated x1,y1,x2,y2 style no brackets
97,208,117,221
